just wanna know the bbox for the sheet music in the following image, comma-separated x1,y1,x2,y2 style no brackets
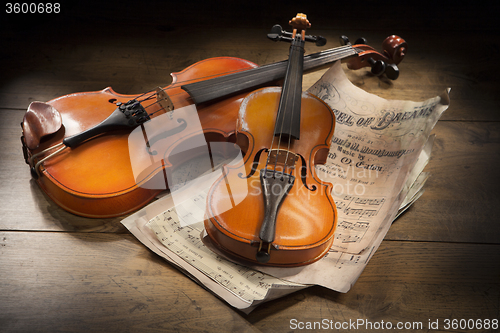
122,134,436,310
122,61,450,312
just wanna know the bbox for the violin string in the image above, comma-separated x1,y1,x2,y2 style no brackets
284,49,297,178
168,45,358,102
137,87,172,117
133,87,159,101
264,86,285,175
268,51,293,178
275,61,292,177
270,35,301,178
284,39,305,180
145,101,166,116
126,45,361,143
125,45,359,111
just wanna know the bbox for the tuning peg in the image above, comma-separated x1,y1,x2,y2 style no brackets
367,58,386,76
339,35,350,45
384,63,400,80
268,24,286,42
303,34,326,46
268,23,326,46
355,37,368,45
340,36,367,46
267,33,282,42
313,35,327,46
271,24,283,35
267,24,294,42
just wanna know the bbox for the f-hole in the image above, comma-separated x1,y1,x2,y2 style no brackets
239,148,267,179
300,154,316,191
146,118,188,155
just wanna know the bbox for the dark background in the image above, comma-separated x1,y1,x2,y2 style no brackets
2,0,498,97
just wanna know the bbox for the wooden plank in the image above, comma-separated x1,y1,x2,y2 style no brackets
0,232,260,332
1,231,498,332
387,121,500,243
251,241,500,330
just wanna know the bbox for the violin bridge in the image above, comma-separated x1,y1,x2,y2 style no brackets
156,87,174,112
268,149,299,168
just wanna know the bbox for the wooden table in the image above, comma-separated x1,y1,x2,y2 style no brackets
1,2,499,332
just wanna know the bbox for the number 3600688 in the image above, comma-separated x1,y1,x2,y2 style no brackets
6,3,60,13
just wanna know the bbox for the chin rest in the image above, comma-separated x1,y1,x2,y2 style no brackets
22,101,62,150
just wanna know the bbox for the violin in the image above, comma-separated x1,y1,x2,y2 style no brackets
21,26,407,218
204,14,337,266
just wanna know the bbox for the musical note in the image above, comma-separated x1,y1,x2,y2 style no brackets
335,220,369,244
339,195,386,219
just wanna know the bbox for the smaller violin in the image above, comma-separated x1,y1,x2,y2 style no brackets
204,14,338,266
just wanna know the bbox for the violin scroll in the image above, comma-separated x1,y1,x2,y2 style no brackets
289,13,311,33
382,35,407,65
340,34,407,80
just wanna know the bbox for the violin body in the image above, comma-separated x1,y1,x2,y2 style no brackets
204,87,337,266
22,57,258,217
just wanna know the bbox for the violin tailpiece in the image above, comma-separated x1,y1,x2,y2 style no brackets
63,100,150,148
258,168,295,263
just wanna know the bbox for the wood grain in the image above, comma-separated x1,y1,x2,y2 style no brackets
1,232,498,332
386,121,500,243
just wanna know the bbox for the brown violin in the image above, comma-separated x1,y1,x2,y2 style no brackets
204,14,337,266
21,26,406,218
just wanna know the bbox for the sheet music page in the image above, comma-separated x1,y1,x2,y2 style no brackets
307,62,449,254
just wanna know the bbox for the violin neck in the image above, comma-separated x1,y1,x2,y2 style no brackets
181,45,357,105
273,37,305,140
